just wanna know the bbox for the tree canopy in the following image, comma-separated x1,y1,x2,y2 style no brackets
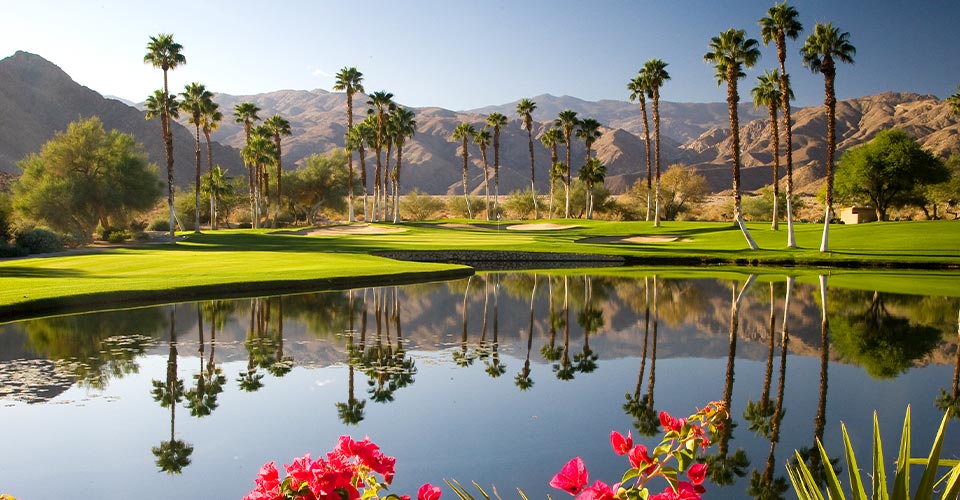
13,117,162,239
834,128,949,220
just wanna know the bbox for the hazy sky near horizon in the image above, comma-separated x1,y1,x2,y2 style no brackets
2,0,957,111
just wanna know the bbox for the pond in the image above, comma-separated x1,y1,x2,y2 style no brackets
1,270,958,499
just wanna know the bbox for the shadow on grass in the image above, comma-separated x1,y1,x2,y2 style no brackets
0,267,88,278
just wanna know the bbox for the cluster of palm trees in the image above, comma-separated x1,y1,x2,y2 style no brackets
232,103,292,228
627,59,670,226
336,69,418,224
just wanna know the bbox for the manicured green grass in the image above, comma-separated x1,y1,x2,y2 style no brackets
1,219,958,319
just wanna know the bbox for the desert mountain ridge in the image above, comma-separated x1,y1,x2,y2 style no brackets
2,51,958,196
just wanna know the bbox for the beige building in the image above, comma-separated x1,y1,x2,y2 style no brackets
840,206,879,224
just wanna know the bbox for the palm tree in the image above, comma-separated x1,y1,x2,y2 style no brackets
143,34,185,243
144,89,179,231
704,28,762,250
948,86,960,116
576,118,603,163
179,83,213,233
347,118,375,221
333,67,365,222
390,107,417,223
199,100,222,229
516,98,539,217
262,114,292,227
366,91,396,222
640,59,670,227
486,112,509,216
802,22,856,253
578,157,606,219
451,122,477,218
241,131,277,210
554,110,579,218
473,127,493,218
751,69,791,230
541,127,565,218
627,74,654,221
233,102,261,227
760,1,803,247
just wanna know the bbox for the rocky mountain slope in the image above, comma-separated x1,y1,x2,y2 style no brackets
3,51,958,197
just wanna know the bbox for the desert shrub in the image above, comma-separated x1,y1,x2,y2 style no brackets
107,230,132,243
149,219,170,232
447,196,486,219
130,219,149,233
0,242,26,257
15,228,64,254
0,191,12,242
502,189,541,220
400,189,444,221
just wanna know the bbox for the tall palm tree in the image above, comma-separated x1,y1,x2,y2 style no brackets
540,127,565,218
233,102,261,227
760,2,803,247
347,118,375,221
627,74,654,221
802,23,856,253
262,114,292,227
390,107,417,223
704,28,762,250
199,100,222,229
143,34,185,243
179,83,213,233
576,118,603,163
554,110,579,218
516,98,539,217
145,89,179,229
751,69,791,230
640,59,670,227
486,112,508,216
366,91,396,222
333,67,365,222
473,127,493,218
241,131,277,211
578,157,606,219
451,122,477,218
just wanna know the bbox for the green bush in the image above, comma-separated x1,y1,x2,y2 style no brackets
0,242,26,257
15,228,65,254
447,196,486,219
502,188,541,220
107,230,132,243
400,189,444,221
149,219,170,232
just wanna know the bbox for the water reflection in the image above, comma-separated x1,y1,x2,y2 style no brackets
1,271,958,499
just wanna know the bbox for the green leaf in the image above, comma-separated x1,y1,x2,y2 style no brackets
873,411,889,500
841,421,867,500
517,488,529,500
653,444,671,457
787,451,826,500
621,468,641,484
445,479,474,500
940,462,960,500
817,438,847,500
914,410,948,500
892,406,911,500
471,481,491,500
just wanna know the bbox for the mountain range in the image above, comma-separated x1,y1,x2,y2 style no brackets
2,51,958,196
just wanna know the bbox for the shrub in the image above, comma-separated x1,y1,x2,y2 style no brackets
107,230,132,243
401,189,444,221
149,219,170,232
15,228,64,254
447,196,486,219
502,188,541,220
0,243,26,258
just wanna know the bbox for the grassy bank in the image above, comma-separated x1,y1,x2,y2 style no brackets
1,219,958,319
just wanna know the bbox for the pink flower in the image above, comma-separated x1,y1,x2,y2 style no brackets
686,463,707,486
418,483,442,500
659,411,686,434
242,462,282,500
627,445,654,472
285,454,324,489
610,431,633,456
576,480,620,500
550,457,589,495
649,482,702,500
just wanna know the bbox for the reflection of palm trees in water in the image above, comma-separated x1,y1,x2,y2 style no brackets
575,276,601,375
743,282,778,438
936,307,960,418
705,275,756,487
515,275,538,391
624,277,660,437
454,276,476,367
338,290,367,425
747,277,793,500
151,307,193,474
238,299,265,392
541,276,564,362
266,297,293,378
360,288,416,403
553,276,576,380
185,303,226,418
485,274,507,378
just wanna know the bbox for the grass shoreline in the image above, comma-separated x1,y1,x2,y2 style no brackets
2,219,959,322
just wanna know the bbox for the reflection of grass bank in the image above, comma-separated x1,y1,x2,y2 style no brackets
2,220,959,319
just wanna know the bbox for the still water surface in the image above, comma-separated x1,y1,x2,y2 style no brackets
1,271,958,499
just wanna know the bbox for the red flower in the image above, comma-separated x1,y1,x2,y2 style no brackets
418,483,442,500
659,411,686,434
627,445,654,472
649,482,702,500
243,462,282,500
550,457,589,495
686,463,707,486
576,480,620,500
610,431,633,456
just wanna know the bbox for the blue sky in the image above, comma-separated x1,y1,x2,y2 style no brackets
2,0,957,111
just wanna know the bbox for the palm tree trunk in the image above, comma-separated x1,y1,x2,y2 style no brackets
347,95,355,223
274,137,283,228
768,103,780,230
359,144,369,222
777,34,797,247
727,67,760,250
639,99,652,221
393,148,402,223
653,89,662,227
820,64,837,253
481,148,491,219
161,70,176,243
493,132,501,218
373,146,382,223
564,135,572,219
193,122,202,233
203,129,217,230
461,139,472,219
527,126,538,218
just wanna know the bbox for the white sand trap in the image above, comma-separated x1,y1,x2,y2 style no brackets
438,223,485,229
304,224,407,236
506,223,579,231
578,235,691,244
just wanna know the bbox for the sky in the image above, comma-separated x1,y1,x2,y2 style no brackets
2,0,958,111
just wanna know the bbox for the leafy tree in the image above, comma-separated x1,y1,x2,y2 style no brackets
503,188,540,220
627,73,654,221
640,59,670,226
631,164,708,221
802,22,856,252
143,33,185,244
0,190,12,243
555,110,580,218
179,82,214,233
760,1,804,247
333,67,365,222
834,129,948,220
925,154,960,219
451,122,477,219
704,28,761,250
516,98,539,217
285,150,352,224
14,117,162,240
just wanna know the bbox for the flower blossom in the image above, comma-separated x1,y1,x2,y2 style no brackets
418,483,442,500
576,480,620,500
659,412,686,434
649,481,702,500
550,457,589,495
685,463,707,486
242,462,282,500
610,431,633,456
627,445,655,474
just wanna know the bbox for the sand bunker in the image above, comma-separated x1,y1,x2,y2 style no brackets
506,223,579,231
302,224,407,236
579,234,691,244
